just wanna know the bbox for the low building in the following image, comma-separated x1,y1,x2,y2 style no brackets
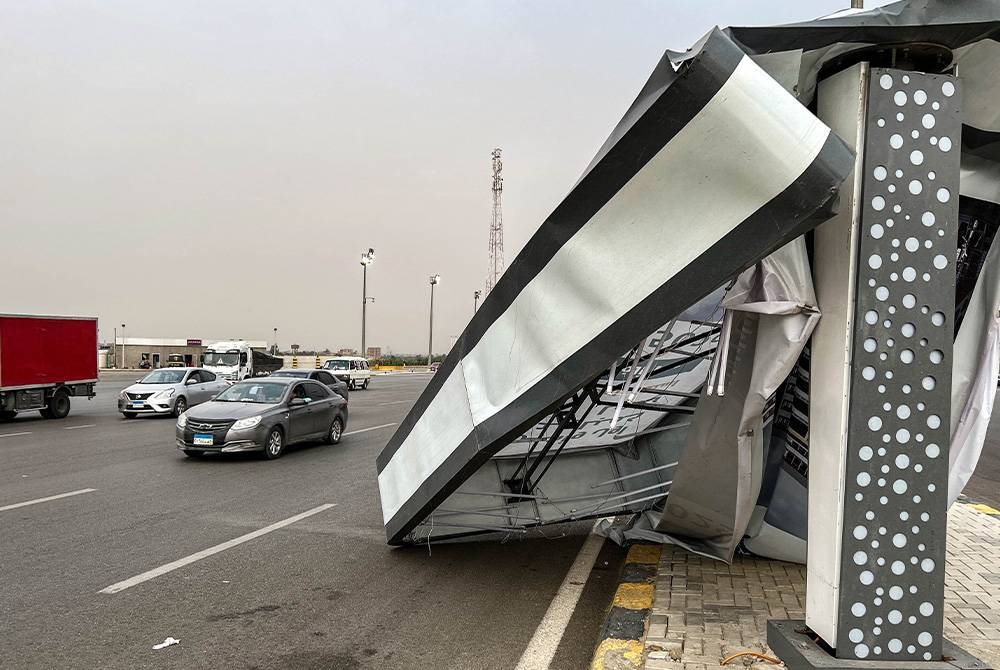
365,346,381,359
109,337,268,369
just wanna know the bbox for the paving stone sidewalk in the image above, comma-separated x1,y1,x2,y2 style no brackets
642,501,1000,669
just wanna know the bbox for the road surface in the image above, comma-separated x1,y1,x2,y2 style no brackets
0,373,624,669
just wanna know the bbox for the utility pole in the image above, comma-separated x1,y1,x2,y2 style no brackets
428,274,440,366
120,323,126,369
273,327,278,355
360,248,375,358
486,148,504,295
474,290,482,315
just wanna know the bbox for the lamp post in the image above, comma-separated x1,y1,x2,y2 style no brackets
120,323,126,369
361,248,375,358
474,290,482,315
428,274,440,366
273,327,278,355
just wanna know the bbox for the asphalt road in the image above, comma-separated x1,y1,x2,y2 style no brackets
0,373,625,670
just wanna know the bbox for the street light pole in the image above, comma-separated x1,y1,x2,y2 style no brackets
474,290,482,315
121,323,126,369
273,327,278,355
428,274,440,366
361,248,375,358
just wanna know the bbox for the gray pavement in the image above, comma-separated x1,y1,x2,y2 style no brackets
0,372,624,670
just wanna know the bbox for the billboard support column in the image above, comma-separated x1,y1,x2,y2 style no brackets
768,63,990,669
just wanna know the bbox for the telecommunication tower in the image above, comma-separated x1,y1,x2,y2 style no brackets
486,148,504,295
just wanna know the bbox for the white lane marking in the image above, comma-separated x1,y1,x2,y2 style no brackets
514,521,607,670
99,503,336,594
343,423,397,437
0,488,97,512
0,432,32,438
377,400,412,406
64,424,96,430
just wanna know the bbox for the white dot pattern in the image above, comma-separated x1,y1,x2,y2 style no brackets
838,69,958,662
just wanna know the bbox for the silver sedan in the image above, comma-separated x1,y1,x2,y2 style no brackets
119,368,230,419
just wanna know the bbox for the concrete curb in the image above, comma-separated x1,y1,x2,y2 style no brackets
591,543,663,670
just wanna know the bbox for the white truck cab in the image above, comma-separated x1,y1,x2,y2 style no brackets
202,341,282,381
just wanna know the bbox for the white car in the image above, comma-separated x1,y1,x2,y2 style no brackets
118,368,230,419
322,357,372,390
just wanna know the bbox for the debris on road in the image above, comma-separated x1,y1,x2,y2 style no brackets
152,637,180,650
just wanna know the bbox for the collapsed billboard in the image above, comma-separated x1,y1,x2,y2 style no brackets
377,0,1000,558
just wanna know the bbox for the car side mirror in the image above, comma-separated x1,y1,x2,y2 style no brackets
289,397,306,407
186,378,198,385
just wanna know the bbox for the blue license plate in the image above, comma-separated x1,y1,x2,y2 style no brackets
193,433,214,446
130,401,144,408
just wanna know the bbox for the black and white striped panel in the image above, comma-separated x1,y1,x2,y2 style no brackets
376,28,854,545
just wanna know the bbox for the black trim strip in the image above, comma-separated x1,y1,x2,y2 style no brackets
384,133,854,543
377,28,747,473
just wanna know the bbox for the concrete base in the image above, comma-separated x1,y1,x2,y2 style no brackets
767,620,992,670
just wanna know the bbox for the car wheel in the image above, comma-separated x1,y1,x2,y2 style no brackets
263,427,284,460
348,379,356,390
327,417,344,445
47,392,71,419
122,412,137,420
183,449,204,458
361,378,369,390
173,396,188,418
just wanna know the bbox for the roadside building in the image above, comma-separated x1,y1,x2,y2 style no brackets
110,337,268,369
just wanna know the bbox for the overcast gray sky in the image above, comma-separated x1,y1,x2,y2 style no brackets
0,1,877,353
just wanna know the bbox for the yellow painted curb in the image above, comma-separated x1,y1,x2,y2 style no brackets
625,543,662,566
590,638,643,670
968,502,1000,515
613,582,655,610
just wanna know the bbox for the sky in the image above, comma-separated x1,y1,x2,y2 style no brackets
0,0,884,353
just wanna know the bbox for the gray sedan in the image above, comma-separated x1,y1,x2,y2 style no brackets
119,368,229,419
175,377,348,459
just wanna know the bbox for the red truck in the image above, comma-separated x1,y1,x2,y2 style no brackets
0,314,98,420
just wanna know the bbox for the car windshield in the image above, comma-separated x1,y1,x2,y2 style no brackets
139,370,187,384
204,351,239,366
214,382,286,404
270,371,308,378
324,360,349,370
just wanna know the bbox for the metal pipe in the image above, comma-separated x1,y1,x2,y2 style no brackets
590,462,679,488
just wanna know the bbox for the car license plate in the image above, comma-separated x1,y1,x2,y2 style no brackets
193,434,214,446
130,401,144,408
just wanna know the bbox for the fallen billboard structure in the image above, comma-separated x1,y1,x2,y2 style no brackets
377,0,1000,562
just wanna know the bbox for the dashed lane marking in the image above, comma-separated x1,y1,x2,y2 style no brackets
0,432,32,438
64,424,96,430
343,423,397,437
0,488,98,513
99,503,337,594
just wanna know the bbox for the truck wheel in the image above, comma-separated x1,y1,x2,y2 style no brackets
47,391,71,419
39,408,52,418
361,379,369,390
348,379,356,390
0,410,17,422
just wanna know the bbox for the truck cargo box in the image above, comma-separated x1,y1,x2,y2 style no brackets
0,314,98,389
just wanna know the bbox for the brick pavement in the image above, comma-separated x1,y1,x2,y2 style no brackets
641,501,1000,669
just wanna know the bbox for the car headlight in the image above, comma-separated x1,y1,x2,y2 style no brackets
232,415,262,430
119,389,130,400
177,412,188,428
153,388,176,400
